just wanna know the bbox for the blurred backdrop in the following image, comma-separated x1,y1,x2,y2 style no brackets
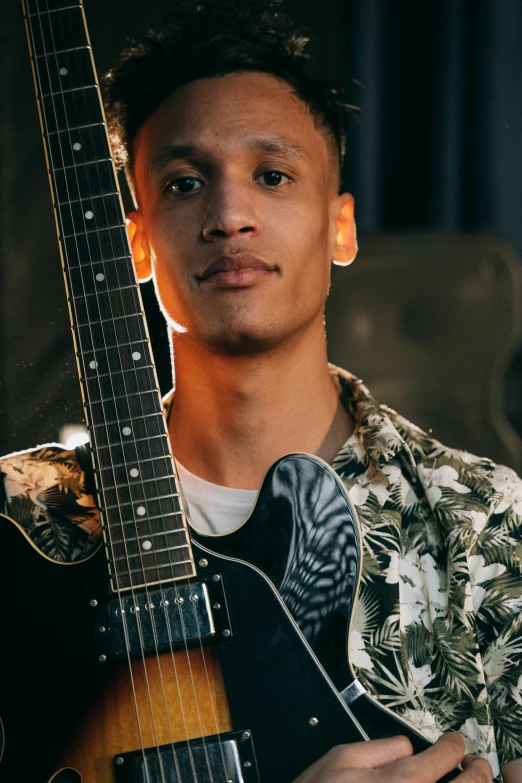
1,0,522,469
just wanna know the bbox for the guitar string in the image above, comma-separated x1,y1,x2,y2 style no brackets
28,3,158,780
45,6,185,783
45,4,226,781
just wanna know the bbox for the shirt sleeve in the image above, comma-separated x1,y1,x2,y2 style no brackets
471,462,522,768
0,443,102,562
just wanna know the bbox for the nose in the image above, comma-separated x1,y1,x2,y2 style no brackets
201,175,260,241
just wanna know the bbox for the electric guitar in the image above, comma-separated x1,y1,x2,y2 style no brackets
0,1,459,781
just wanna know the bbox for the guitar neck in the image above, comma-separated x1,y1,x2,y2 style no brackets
22,0,196,590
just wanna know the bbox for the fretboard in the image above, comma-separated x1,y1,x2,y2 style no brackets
22,0,196,591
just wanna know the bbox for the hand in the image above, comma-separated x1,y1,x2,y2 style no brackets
293,733,492,783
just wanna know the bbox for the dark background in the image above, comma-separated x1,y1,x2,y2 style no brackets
1,0,522,467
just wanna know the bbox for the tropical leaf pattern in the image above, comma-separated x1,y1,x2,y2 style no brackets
2,366,522,779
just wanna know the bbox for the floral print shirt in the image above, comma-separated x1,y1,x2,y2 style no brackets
1,365,522,780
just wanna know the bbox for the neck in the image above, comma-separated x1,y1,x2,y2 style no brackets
168,321,353,489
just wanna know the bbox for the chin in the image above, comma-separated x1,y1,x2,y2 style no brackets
202,324,284,355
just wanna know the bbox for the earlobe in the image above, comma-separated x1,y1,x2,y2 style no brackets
126,210,153,281
333,194,358,267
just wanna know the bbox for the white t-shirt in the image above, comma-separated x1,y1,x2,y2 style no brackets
175,459,259,535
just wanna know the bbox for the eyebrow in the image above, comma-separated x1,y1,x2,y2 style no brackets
149,136,309,175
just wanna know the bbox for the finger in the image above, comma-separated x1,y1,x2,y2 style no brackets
295,736,414,781
458,756,492,783
386,733,465,783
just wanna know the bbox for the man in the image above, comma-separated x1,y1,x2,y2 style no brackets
1,1,521,781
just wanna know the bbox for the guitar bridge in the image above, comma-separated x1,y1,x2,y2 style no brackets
90,576,232,661
113,729,259,783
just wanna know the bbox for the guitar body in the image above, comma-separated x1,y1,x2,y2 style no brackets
0,454,452,783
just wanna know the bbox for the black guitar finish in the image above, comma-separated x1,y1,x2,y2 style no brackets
0,454,458,783
193,455,460,771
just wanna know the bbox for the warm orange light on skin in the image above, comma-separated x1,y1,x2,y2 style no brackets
334,196,357,266
124,71,357,356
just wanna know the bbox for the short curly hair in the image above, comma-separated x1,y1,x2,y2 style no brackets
103,0,352,179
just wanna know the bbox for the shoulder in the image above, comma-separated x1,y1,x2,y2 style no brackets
0,443,102,562
385,406,521,517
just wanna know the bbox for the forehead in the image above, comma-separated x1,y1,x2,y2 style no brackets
133,71,331,172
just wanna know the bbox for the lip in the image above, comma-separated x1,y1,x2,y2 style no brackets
198,254,277,287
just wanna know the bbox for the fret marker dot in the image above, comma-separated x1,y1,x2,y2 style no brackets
132,351,141,361
130,468,139,477
89,360,98,369
85,210,94,220
59,67,68,76
95,273,105,281
73,142,82,151
122,426,132,436
136,506,146,516
142,540,152,551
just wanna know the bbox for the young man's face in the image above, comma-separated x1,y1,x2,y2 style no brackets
131,71,355,354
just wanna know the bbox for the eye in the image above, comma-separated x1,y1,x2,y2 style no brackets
257,170,291,188
166,177,203,195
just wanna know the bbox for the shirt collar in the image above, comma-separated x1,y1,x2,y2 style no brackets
330,364,409,469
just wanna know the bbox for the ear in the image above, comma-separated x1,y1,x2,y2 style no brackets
126,210,153,281
333,193,357,267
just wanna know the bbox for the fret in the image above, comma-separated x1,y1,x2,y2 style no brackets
87,387,159,425
107,514,187,554
42,87,102,135
54,157,111,172
83,349,153,378
28,5,82,17
63,225,129,264
60,196,124,237
73,286,141,326
75,313,141,329
96,432,166,452
76,317,148,360
54,159,116,203
101,477,179,510
85,366,157,408
92,411,161,430
34,46,94,96
48,123,110,170
42,84,96,98
26,0,82,12
69,264,135,298
99,455,174,473
26,6,86,59
86,366,155,386
67,254,129,270
94,427,169,470
90,414,165,450
35,44,89,57
104,490,178,512
74,282,136,300
111,529,185,547
115,559,195,590
109,510,184,527
69,260,136,298
63,223,127,239
71,282,137,302
124,560,193,577
113,543,189,562
48,123,107,137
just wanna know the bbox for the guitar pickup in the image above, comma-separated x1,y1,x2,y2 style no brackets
90,576,232,661
114,729,259,783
